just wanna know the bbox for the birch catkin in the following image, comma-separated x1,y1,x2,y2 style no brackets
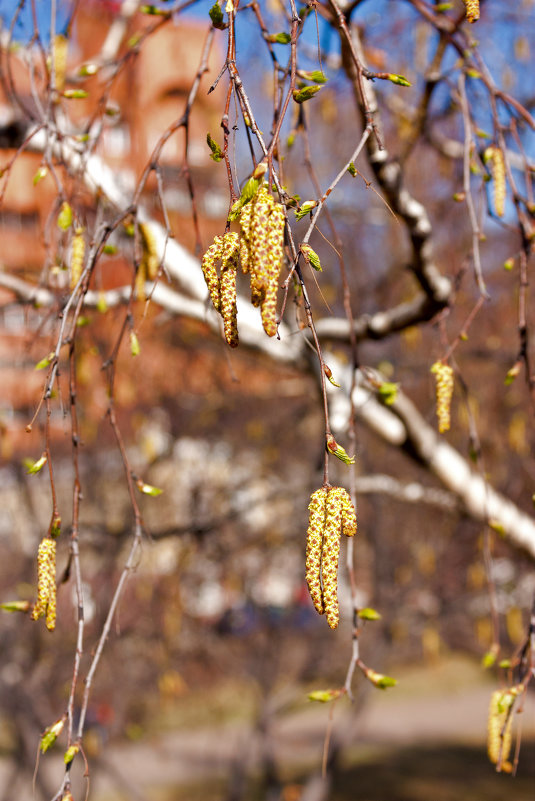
32,537,57,631
487,690,514,772
431,361,454,434
463,1,480,23
306,488,328,615
305,486,357,629
70,229,85,290
485,146,506,218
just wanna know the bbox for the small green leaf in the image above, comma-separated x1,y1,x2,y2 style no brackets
326,435,355,466
292,85,322,104
301,244,322,271
127,32,142,49
294,200,316,221
62,89,89,99
40,719,64,753
33,166,48,185
76,315,90,327
78,62,98,77
505,363,521,385
489,519,505,536
358,607,382,621
141,4,167,14
365,669,397,689
482,650,497,669
130,331,140,357
209,2,224,28
227,163,267,221
64,744,80,765
57,202,73,230
298,70,328,84
465,68,481,79
35,352,55,370
347,162,357,177
498,659,512,669
308,688,341,703
103,244,118,255
137,480,163,496
265,32,291,44
503,258,514,271
436,3,453,10
378,382,399,405
96,292,108,313
25,454,47,474
0,600,31,613
386,73,411,87
206,132,223,162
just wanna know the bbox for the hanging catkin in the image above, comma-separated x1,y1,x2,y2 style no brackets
305,486,357,629
463,1,480,24
431,361,454,433
31,537,57,631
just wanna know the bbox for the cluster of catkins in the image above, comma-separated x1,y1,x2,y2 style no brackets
201,185,285,345
306,486,357,629
31,537,57,631
431,361,454,434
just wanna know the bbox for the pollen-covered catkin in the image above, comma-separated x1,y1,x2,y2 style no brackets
306,488,328,615
487,690,513,772
261,203,285,337
431,361,454,434
340,489,357,538
463,0,480,23
139,222,159,280
486,146,506,218
32,537,57,631
322,488,345,630
201,235,224,313
70,229,85,290
53,34,68,92
220,233,239,348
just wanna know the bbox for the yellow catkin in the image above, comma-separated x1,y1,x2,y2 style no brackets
322,488,345,630
139,222,159,280
260,203,285,337
219,264,238,348
431,361,454,434
463,0,480,23
53,34,68,93
31,538,57,631
488,146,506,218
487,690,513,772
201,235,224,312
340,489,357,538
306,488,328,615
70,229,85,290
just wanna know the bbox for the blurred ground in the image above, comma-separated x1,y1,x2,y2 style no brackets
3,655,533,801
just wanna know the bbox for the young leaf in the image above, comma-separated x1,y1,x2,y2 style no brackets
265,32,291,44
25,454,48,474
206,133,223,162
64,744,80,765
130,331,140,357
33,166,48,185
293,85,322,103
57,202,73,230
378,382,399,405
35,352,55,370
301,244,322,271
347,162,357,177
326,435,355,466
227,163,267,221
294,200,316,221
308,688,341,703
298,70,328,84
386,73,411,87
209,2,224,28
62,89,89,99
358,607,382,621
40,719,64,753
136,480,163,496
0,600,31,613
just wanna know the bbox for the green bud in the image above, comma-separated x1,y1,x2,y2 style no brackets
292,85,322,103
209,2,224,28
227,164,267,221
294,200,316,221
57,202,73,230
347,162,357,177
25,454,47,474
326,435,355,465
357,607,382,621
308,688,341,703
265,32,291,44
0,600,31,613
481,650,497,669
301,244,322,271
298,70,328,84
62,89,89,99
378,382,399,405
207,132,223,162
64,744,80,765
141,4,167,14
386,73,411,87
130,332,140,357
33,166,48,185
136,480,163,496
40,719,65,753
35,352,55,370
